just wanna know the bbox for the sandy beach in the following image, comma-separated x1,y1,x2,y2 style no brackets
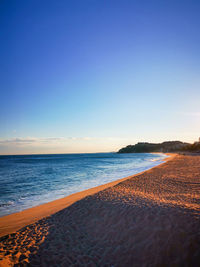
0,154,200,266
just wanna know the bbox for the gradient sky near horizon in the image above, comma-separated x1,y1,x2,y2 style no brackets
0,0,200,154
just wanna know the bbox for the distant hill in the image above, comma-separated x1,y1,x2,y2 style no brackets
181,142,200,152
118,141,191,153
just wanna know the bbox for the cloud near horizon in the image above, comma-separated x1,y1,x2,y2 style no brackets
0,136,127,144
0,137,66,145
0,137,130,154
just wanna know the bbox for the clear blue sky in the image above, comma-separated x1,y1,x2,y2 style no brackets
0,0,200,154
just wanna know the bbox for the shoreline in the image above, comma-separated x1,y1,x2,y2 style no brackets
0,153,175,237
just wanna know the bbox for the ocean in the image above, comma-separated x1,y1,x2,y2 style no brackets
0,152,167,217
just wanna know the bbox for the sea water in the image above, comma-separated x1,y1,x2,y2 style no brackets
0,153,167,217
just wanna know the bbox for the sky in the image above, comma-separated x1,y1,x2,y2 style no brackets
0,0,200,154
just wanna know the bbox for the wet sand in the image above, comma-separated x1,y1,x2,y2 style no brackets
0,154,200,266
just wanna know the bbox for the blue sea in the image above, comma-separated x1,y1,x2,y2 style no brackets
0,153,167,217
